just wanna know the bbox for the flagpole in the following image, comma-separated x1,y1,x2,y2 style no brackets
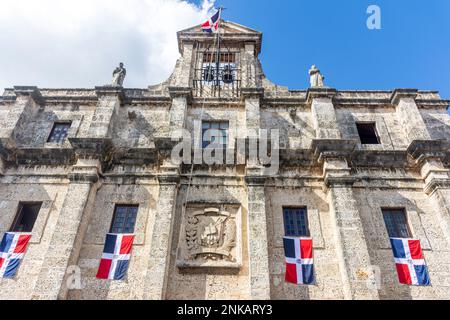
215,7,223,88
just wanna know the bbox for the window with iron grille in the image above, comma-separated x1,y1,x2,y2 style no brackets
283,207,310,237
110,205,139,234
202,121,229,149
382,208,412,238
48,122,71,143
10,202,42,232
356,122,380,144
202,52,237,84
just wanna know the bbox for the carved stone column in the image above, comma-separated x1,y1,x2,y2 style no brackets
245,169,270,299
325,157,379,300
32,159,100,300
143,170,179,300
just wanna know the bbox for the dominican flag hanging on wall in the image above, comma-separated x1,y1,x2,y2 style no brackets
201,9,221,33
283,237,315,285
96,233,134,280
0,232,32,279
390,238,430,286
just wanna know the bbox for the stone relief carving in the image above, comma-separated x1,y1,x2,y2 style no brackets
185,208,236,261
177,206,241,269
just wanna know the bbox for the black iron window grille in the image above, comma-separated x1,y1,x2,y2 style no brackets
382,208,412,238
110,205,139,234
283,207,310,237
48,122,71,143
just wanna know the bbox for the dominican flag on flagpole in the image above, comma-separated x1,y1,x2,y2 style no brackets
201,9,221,33
0,232,32,279
96,233,134,280
283,237,315,285
390,238,430,286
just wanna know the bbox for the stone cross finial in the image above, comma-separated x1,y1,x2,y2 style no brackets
112,62,126,86
309,64,325,88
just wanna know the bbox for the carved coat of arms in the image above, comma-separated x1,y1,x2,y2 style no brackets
184,208,236,261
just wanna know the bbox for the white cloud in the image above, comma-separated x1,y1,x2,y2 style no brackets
0,0,215,91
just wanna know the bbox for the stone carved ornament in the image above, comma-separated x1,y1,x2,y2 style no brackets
185,208,236,262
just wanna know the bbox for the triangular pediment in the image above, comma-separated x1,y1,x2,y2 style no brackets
177,20,262,53
178,20,261,35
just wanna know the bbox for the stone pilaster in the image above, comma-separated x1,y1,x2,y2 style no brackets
391,89,431,143
421,158,450,245
168,87,190,141
245,169,270,300
0,156,4,176
143,169,179,300
242,42,258,88
324,158,379,300
90,86,123,139
307,88,340,139
171,42,194,88
242,88,264,139
32,159,100,300
0,86,42,149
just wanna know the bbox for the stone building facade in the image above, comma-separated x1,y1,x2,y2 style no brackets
0,21,450,300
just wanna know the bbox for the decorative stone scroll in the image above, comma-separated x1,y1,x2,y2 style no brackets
176,205,241,269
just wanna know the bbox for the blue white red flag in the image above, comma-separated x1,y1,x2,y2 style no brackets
96,233,134,280
390,238,430,286
283,237,315,285
0,232,32,279
201,9,221,33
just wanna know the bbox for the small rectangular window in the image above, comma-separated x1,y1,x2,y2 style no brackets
356,122,380,144
283,207,310,237
10,202,42,232
382,208,412,238
202,121,229,149
47,122,71,143
110,205,139,234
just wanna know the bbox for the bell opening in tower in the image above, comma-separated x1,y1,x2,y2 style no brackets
193,43,241,98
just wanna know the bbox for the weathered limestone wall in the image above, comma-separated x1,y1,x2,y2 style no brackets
266,186,344,300
336,106,409,149
0,178,69,299
67,182,159,300
354,188,450,299
165,181,252,300
113,104,170,147
261,105,315,150
420,107,450,141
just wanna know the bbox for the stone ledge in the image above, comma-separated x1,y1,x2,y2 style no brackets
311,139,358,162
424,178,450,195
95,85,125,102
407,139,450,162
168,86,192,100
13,86,44,105
306,87,337,103
390,88,418,105
241,87,264,99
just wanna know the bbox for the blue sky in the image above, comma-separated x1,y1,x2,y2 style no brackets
195,0,450,104
0,0,448,114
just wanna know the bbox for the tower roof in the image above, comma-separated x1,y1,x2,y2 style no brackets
177,20,262,54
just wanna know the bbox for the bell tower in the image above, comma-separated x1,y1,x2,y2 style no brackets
176,20,263,98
